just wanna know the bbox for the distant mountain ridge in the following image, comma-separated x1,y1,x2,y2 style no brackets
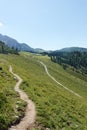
20,43,34,52
0,34,45,53
0,34,87,53
0,34,21,50
58,47,87,52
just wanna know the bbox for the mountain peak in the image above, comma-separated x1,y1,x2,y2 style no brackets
0,34,34,52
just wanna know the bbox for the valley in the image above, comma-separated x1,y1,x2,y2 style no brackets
0,53,87,130
1,0,87,129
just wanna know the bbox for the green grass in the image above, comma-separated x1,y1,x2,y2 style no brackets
0,55,26,130
0,53,87,130
34,54,87,98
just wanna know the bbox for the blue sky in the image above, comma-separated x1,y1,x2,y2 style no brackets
0,0,87,50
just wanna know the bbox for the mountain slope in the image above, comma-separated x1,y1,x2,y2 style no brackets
0,34,21,50
34,48,45,53
0,34,34,52
0,41,19,54
1,34,87,53
58,47,87,52
0,34,47,53
20,43,34,52
0,53,87,129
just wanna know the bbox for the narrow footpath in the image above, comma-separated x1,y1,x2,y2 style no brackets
9,66,36,130
39,61,81,98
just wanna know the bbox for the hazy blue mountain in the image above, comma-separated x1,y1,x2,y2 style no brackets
20,43,34,52
58,47,87,52
0,34,48,53
0,34,21,50
0,34,87,53
0,34,34,52
34,48,45,53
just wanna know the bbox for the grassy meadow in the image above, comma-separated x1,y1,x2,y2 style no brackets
0,53,87,130
0,55,26,130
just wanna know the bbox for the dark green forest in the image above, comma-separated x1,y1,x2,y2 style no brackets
49,51,87,74
0,41,19,54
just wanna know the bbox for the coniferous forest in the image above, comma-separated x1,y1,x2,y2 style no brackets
0,41,19,54
49,51,87,74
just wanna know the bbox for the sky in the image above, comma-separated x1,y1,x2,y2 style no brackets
0,0,87,50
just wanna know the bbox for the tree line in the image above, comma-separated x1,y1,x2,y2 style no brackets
0,41,19,54
49,51,87,74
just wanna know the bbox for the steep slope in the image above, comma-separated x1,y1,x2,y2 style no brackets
0,56,26,130
1,53,87,130
20,43,34,52
0,34,34,52
0,34,21,50
0,34,45,53
0,41,19,54
9,66,36,130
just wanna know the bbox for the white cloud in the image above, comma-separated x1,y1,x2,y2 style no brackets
0,22,4,27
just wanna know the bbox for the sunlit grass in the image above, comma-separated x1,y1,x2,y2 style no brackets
0,55,26,130
0,53,87,130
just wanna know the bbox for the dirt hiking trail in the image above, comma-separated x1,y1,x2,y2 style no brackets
9,66,36,130
39,61,81,98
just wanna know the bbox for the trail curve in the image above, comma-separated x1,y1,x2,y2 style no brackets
39,61,81,98
9,66,36,130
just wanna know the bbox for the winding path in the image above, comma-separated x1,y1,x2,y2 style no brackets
9,66,36,130
39,61,81,98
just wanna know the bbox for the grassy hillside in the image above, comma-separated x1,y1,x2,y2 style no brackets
0,56,26,130
0,41,19,54
35,54,87,98
0,53,87,130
